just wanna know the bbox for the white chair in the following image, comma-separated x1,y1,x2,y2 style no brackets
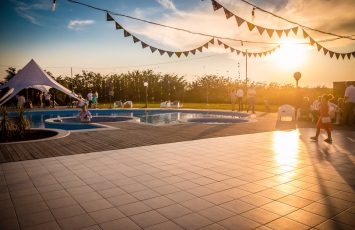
278,104,295,121
123,101,133,108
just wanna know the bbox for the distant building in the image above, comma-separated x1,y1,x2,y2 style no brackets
333,81,355,99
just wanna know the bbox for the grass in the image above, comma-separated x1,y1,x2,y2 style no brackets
96,102,279,112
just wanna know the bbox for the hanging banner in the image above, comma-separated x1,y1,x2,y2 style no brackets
216,40,279,57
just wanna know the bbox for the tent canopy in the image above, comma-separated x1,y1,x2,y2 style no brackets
0,59,82,106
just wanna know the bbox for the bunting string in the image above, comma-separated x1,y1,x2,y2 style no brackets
235,0,355,40
107,13,216,58
212,0,298,39
216,39,280,57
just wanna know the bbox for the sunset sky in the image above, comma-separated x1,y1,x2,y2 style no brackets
0,0,354,87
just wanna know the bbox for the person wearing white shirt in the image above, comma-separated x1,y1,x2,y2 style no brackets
87,91,93,108
343,82,355,125
236,88,244,111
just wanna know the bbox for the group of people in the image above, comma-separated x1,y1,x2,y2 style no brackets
310,82,355,144
231,85,257,113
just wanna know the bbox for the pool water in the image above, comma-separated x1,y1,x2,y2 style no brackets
7,109,247,130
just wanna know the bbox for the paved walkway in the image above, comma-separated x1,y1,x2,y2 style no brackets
0,128,354,230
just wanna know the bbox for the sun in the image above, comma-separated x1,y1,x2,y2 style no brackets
271,39,307,71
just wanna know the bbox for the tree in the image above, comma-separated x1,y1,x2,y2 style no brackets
5,67,17,82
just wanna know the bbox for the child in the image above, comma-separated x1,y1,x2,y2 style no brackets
310,94,333,143
77,105,92,123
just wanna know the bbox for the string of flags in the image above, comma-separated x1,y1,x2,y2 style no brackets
211,0,355,60
216,39,280,57
106,13,274,58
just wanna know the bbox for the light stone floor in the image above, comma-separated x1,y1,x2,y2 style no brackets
0,128,354,230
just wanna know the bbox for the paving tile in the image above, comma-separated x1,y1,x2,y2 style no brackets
303,202,344,218
0,218,20,230
314,219,354,230
51,204,85,220
100,217,141,230
173,213,212,230
41,189,71,201
143,196,175,209
18,210,54,228
266,217,309,230
239,194,273,206
219,215,260,230
130,210,168,228
261,201,298,216
241,207,280,225
180,197,214,212
145,221,183,230
198,223,227,230
107,193,138,206
166,191,196,203
220,199,256,214
81,199,113,212
46,196,77,209
98,187,126,198
57,213,95,230
23,221,61,230
89,207,125,223
332,211,355,226
153,184,181,195
118,201,152,216
157,204,192,219
278,194,314,208
131,189,160,200
198,206,235,222
202,192,234,205
286,209,327,227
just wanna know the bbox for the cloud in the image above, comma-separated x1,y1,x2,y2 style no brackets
68,20,95,30
13,0,51,26
156,0,177,11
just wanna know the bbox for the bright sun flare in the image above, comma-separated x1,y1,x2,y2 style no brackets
271,39,307,70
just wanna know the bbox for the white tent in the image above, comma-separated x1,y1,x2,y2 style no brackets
0,59,82,106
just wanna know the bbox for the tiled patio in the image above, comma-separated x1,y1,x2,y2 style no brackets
0,128,354,230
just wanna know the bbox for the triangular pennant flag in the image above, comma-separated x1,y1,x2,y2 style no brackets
223,44,229,49
335,53,340,59
197,46,203,52
212,0,222,11
141,42,149,49
236,50,241,55
316,43,322,51
248,53,252,57
323,48,328,55
203,43,209,48
291,27,298,35
183,51,189,57
115,22,123,30
123,30,131,37
329,51,334,58
209,38,215,44
352,52,355,58
258,53,262,57
266,29,274,38
217,40,223,45
106,12,114,21
158,49,166,55
132,36,140,43
242,52,246,56
175,52,182,58
256,26,265,35
224,8,234,19
253,53,257,57
341,53,346,59
230,47,235,52
284,29,290,36
190,49,196,55
276,30,283,38
346,53,351,59
309,37,315,46
167,51,174,57
234,15,245,27
150,46,157,53
262,52,266,56
302,29,309,38
247,22,255,31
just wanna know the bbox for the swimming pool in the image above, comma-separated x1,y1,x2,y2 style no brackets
7,109,248,130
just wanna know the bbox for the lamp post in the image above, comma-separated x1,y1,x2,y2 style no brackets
293,72,301,88
144,82,148,108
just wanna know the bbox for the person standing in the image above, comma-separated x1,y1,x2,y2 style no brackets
311,94,333,143
343,82,355,126
236,88,244,111
87,90,93,108
247,85,256,114
92,91,98,109
230,88,237,111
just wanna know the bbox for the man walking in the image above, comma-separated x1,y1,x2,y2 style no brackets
236,87,244,111
247,85,256,114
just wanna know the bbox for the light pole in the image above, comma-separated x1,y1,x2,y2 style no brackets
144,82,148,108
